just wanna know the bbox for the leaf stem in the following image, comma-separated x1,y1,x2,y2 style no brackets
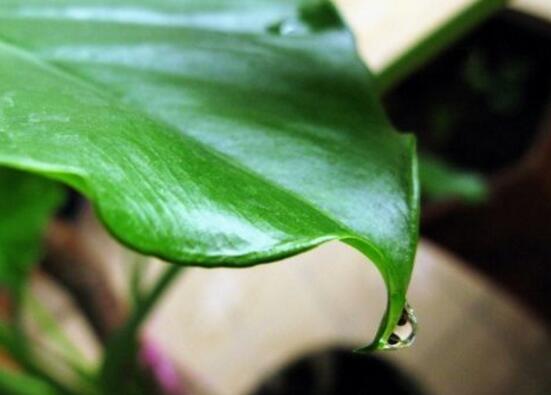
129,254,147,308
374,0,509,94
100,264,184,390
126,264,183,337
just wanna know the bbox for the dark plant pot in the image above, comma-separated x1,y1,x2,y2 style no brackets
251,348,428,395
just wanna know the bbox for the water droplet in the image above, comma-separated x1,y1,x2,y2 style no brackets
267,18,308,36
382,303,417,350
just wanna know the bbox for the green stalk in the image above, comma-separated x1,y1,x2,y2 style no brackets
374,0,509,94
100,264,183,390
129,254,147,308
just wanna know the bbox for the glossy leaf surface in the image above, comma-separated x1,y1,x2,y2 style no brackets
0,0,419,349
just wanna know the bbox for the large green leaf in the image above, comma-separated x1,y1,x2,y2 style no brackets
0,0,419,349
0,169,63,296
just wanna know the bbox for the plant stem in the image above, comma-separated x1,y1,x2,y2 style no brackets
129,254,147,308
374,0,509,94
100,264,184,391
126,264,183,338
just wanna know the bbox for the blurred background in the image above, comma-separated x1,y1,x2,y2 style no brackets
16,0,551,394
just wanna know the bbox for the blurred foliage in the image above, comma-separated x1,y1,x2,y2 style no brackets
419,154,488,203
385,13,551,173
0,169,63,298
0,369,60,395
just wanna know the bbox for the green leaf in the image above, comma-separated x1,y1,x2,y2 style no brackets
0,0,419,349
419,154,488,203
0,169,63,295
0,369,61,395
